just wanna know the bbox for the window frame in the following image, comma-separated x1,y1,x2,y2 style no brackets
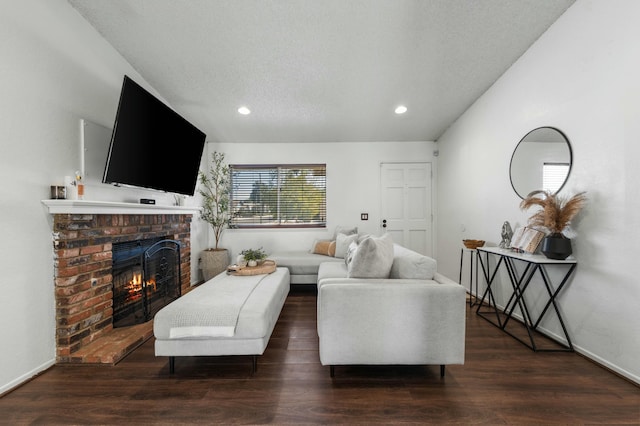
229,163,327,229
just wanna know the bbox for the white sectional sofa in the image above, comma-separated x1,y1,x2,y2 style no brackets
316,237,466,377
269,225,360,286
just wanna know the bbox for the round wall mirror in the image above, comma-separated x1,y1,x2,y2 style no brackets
509,127,572,199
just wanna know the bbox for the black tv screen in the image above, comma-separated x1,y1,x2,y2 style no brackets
103,76,206,196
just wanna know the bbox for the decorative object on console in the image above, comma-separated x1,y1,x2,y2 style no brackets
499,221,513,248
540,235,574,260
462,239,485,249
520,190,587,260
509,227,545,253
199,151,232,280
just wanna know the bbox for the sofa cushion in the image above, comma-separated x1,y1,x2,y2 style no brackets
347,233,394,278
270,251,342,276
317,261,348,282
335,233,358,258
389,244,437,280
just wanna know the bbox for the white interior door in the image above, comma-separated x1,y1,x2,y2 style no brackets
380,162,433,256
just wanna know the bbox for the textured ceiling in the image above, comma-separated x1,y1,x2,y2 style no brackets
68,0,575,143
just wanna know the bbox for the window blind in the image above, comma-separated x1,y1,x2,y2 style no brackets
543,162,570,193
230,164,326,228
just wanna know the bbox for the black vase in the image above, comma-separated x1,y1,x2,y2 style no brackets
541,233,572,260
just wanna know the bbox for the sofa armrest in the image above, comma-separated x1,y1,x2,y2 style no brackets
317,279,466,366
434,272,459,286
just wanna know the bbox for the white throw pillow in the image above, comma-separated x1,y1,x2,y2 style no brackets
345,241,358,267
389,244,437,279
357,233,372,243
347,233,394,278
333,225,358,240
334,233,359,258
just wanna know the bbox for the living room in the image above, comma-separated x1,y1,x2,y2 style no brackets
0,0,638,421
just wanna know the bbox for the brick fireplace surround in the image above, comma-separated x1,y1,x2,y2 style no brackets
50,207,194,364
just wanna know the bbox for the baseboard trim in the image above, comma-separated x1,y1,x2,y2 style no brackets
0,359,55,397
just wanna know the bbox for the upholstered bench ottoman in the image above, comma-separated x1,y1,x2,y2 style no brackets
154,267,290,373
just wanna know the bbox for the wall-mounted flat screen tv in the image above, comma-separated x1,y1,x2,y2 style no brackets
103,75,206,196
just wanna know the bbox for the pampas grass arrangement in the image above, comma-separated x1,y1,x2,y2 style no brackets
520,190,587,236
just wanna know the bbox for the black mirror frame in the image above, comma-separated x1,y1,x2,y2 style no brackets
509,126,573,199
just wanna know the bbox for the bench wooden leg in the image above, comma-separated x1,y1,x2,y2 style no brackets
440,365,445,377
169,357,175,374
330,365,335,378
252,355,257,375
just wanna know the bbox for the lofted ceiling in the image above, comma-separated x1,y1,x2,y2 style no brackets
68,0,575,143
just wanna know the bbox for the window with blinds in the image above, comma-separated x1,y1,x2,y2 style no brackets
543,162,570,193
229,164,326,228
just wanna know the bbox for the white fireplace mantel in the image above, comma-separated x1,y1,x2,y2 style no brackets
42,199,201,215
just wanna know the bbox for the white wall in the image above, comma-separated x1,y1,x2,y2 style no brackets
436,0,640,384
0,0,208,393
207,141,436,262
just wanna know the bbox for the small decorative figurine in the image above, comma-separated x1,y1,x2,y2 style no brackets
499,221,513,249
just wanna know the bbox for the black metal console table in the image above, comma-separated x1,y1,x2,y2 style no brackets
476,246,576,352
459,247,480,308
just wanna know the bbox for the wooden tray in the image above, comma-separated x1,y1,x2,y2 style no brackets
227,259,277,276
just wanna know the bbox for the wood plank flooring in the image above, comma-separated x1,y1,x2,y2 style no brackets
1,290,638,425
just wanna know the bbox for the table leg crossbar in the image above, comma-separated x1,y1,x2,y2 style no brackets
475,250,575,352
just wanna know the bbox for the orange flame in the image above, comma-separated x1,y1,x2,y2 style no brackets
125,273,156,301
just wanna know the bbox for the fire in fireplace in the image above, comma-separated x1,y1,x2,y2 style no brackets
112,238,181,328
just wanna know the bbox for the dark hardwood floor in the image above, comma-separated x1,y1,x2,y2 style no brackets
1,291,638,425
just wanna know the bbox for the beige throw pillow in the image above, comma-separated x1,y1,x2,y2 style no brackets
313,240,336,257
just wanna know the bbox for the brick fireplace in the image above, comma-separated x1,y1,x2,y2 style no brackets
52,211,193,364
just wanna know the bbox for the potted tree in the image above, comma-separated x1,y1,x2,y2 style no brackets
199,151,232,280
520,190,587,259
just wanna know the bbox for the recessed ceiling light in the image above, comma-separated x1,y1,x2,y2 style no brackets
395,105,408,114
238,106,251,115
